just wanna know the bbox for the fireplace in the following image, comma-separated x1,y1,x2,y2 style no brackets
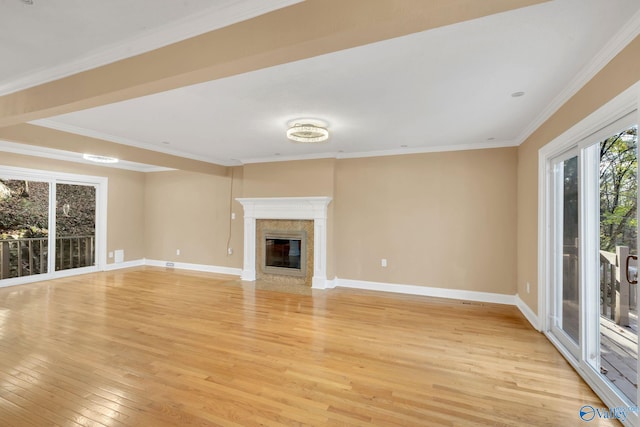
263,230,307,277
236,197,332,288
256,219,313,285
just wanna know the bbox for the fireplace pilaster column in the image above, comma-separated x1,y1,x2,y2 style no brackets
312,217,327,289
241,216,256,281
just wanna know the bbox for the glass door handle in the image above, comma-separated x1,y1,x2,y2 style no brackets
625,255,638,285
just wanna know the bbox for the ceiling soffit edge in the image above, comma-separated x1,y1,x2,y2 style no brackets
0,139,173,173
32,119,235,166
0,124,228,175
0,0,550,127
0,0,303,96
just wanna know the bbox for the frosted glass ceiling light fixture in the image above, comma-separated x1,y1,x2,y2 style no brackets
287,119,329,143
83,153,119,163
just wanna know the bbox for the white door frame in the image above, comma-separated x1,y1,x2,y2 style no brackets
538,81,640,421
0,166,108,287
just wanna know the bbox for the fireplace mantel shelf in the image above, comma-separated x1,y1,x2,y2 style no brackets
236,197,332,289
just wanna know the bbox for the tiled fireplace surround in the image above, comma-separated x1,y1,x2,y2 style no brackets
236,197,332,289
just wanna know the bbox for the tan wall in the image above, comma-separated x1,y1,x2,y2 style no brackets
144,169,243,268
143,153,520,295
517,36,640,313
242,158,336,197
242,158,336,278
3,144,517,298
0,152,145,262
335,148,518,294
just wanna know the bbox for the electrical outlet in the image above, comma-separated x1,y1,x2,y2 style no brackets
227,248,233,255
231,212,236,220
108,251,113,258
381,259,387,267
526,282,530,294
176,249,180,256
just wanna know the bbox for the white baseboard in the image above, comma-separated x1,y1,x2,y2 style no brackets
325,277,338,289
312,277,338,289
336,278,516,305
515,294,540,331
103,259,145,271
144,259,242,276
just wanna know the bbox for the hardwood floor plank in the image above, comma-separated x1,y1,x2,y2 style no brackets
0,267,621,426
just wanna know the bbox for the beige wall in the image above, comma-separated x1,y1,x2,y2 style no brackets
144,169,243,268
242,158,336,197
2,143,515,298
0,152,145,262
140,159,339,272
335,149,518,294
146,152,517,295
242,158,336,278
517,36,640,313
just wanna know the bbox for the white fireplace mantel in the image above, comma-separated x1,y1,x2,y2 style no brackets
236,197,332,289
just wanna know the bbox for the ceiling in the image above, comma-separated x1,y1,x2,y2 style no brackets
2,0,640,169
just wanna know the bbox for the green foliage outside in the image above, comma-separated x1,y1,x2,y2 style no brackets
600,126,638,253
0,180,96,239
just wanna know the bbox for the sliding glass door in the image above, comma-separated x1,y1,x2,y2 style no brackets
0,167,105,285
547,117,638,419
55,183,96,272
0,179,50,279
550,150,581,359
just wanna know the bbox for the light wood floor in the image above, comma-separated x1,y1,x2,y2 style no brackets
0,267,619,426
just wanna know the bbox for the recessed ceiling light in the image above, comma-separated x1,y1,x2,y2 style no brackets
400,145,408,148
511,91,525,98
274,153,281,156
20,0,34,4
161,141,170,145
83,153,119,164
487,137,496,141
286,119,329,143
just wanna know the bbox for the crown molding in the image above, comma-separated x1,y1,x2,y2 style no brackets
515,8,640,146
0,0,302,96
37,116,519,167
32,119,237,166
238,140,517,164
239,151,339,165
0,139,173,173
336,140,518,159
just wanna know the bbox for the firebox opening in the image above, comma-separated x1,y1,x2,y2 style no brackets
262,230,306,277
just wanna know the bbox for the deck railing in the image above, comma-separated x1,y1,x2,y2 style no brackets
0,235,95,279
600,246,637,327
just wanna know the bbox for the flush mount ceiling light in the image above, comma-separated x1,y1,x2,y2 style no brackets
83,153,119,164
286,119,329,143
